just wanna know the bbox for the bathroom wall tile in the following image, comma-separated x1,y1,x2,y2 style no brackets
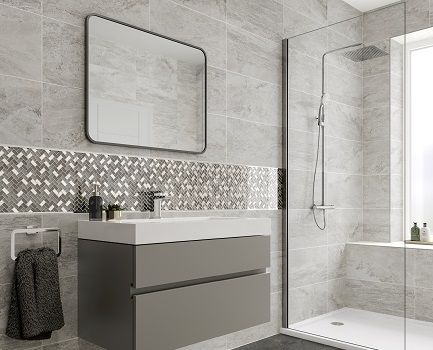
288,27,327,59
0,5,41,80
390,175,403,209
172,0,226,21
284,0,327,26
271,251,282,293
363,175,390,208
288,246,327,288
288,282,328,324
327,278,345,312
43,18,84,88
227,118,281,168
208,67,226,116
363,140,390,175
327,0,360,25
329,15,362,43
345,279,411,317
288,90,320,134
414,250,433,289
288,170,319,209
363,107,390,142
327,209,363,243
43,276,77,345
0,283,11,333
328,173,363,209
346,244,405,283
227,72,281,127
327,65,362,108
227,0,283,42
151,0,226,70
363,4,405,44
326,102,362,142
42,0,149,28
288,130,317,171
42,84,85,149
1,0,41,13
283,5,323,38
327,244,346,279
194,114,226,163
288,49,321,96
390,107,403,143
227,25,281,84
390,209,403,242
414,287,433,322
405,0,430,33
0,76,42,147
363,54,390,77
327,137,362,174
288,209,327,249
363,209,390,242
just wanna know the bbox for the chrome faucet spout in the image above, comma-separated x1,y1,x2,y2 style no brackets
142,190,170,219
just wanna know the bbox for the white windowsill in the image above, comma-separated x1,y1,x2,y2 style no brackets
346,241,433,250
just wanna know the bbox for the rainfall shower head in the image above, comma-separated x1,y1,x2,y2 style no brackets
342,45,388,62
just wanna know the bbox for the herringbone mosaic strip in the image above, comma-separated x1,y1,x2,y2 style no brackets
0,146,283,213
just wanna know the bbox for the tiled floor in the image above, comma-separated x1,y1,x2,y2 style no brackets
234,334,338,349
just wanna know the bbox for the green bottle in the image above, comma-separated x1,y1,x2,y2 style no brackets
411,222,420,241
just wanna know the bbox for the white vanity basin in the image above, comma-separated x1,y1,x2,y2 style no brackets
78,217,270,245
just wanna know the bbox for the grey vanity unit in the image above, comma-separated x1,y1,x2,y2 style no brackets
78,217,271,350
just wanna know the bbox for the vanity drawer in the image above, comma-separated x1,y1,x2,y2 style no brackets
134,235,270,288
134,273,270,350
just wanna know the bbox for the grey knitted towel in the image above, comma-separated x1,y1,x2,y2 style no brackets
6,247,65,340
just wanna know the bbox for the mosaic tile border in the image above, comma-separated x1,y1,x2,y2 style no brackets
0,146,283,213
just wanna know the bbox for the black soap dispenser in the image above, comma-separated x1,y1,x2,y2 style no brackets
88,183,103,221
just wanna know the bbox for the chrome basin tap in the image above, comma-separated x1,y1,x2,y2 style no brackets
142,190,170,219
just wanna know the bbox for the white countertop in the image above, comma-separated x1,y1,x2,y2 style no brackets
78,216,271,245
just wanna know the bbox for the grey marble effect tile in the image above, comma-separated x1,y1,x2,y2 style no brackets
327,279,345,312
288,170,320,209
390,175,403,209
363,72,391,110
405,0,430,33
151,0,226,69
363,175,390,209
288,49,321,96
289,246,327,288
414,287,433,322
288,209,327,249
326,29,362,76
363,4,405,44
345,278,411,318
414,250,433,289
228,25,281,84
326,102,362,141
0,333,42,350
227,72,281,127
363,107,390,142
327,244,346,279
327,65,362,108
172,0,226,21
363,140,390,175
42,0,149,28
326,0,360,25
328,173,362,209
288,90,320,134
326,137,362,175
177,335,227,350
227,0,282,42
346,244,405,284
0,283,11,333
329,15,362,42
284,0,327,26
208,67,226,116
0,76,42,147
1,0,41,13
42,84,85,149
288,27,327,59
283,5,323,38
271,251,282,293
288,130,317,172
363,209,390,242
327,209,362,243
288,282,328,324
363,55,390,77
0,5,41,80
43,18,84,88
227,117,281,168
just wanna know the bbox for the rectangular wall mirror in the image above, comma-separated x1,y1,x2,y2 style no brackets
86,15,207,153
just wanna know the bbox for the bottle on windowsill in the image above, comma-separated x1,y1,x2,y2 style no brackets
411,222,420,241
420,223,433,243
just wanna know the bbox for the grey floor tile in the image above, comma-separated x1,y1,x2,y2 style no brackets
233,334,338,349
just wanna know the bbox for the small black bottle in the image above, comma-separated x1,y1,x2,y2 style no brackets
88,184,103,221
